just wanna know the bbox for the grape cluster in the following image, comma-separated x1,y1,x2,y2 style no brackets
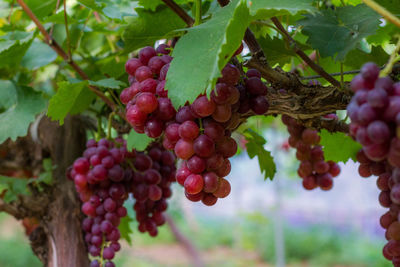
131,143,176,236
70,138,131,267
70,138,177,266
348,62,400,265
281,115,341,190
167,64,243,205
122,45,176,137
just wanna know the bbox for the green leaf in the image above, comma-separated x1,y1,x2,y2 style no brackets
122,6,186,53
297,4,381,61
344,46,389,69
89,78,126,90
21,41,58,70
77,0,104,11
0,176,31,203
257,35,309,66
127,129,152,151
138,0,162,11
250,0,317,19
36,158,54,185
244,129,276,180
0,32,34,71
166,0,250,108
319,129,362,163
47,81,95,125
119,210,133,245
0,83,46,144
24,0,58,20
96,57,126,78
0,80,17,111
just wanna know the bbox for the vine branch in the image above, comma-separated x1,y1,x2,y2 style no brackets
270,17,342,88
161,0,194,26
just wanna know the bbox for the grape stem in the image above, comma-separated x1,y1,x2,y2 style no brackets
194,0,202,26
363,0,400,29
381,35,400,77
270,17,342,88
107,112,116,140
63,0,72,61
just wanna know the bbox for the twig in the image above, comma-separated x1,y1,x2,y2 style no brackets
381,35,400,77
7,0,15,24
363,0,400,29
301,70,361,80
194,0,202,26
63,0,72,61
271,17,342,88
165,215,205,267
0,198,22,218
161,0,194,26
16,0,119,114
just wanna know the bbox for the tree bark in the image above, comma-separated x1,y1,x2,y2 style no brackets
36,116,89,267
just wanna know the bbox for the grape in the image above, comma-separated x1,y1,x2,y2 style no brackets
125,58,143,76
136,93,158,114
250,96,269,115
179,121,199,140
245,77,267,95
202,193,218,206
139,46,157,65
174,139,194,160
203,172,219,193
191,96,216,117
219,64,240,86
213,178,231,198
361,62,380,84
193,135,215,157
187,156,206,174
184,174,204,194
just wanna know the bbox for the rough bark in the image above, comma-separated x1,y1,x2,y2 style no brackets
0,116,90,267
37,116,89,267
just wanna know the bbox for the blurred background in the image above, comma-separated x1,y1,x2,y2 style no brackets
0,118,390,267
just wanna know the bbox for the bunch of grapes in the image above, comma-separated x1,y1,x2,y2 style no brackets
281,115,341,190
121,45,176,137
166,64,243,205
348,62,400,265
70,138,132,267
130,143,176,236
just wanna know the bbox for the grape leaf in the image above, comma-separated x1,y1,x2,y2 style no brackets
77,0,104,11
344,46,389,69
127,129,152,151
138,0,162,11
119,208,133,245
122,6,186,53
250,0,317,18
47,81,95,125
257,35,310,66
0,32,34,71
244,129,276,181
319,129,362,163
166,0,250,108
0,80,17,111
0,83,46,144
96,57,126,78
89,78,126,90
24,0,58,20
297,4,381,61
21,41,58,70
